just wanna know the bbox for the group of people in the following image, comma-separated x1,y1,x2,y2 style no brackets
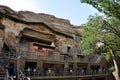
0,56,4,66
6,63,31,80
5,65,107,80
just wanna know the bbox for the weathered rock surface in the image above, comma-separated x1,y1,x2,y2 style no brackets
0,5,82,54
0,5,82,37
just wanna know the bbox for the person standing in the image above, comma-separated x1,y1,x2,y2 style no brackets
27,67,31,76
24,75,31,80
6,63,14,76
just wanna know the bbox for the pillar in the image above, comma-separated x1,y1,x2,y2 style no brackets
17,56,25,72
0,28,4,54
73,63,77,71
37,60,43,71
87,63,91,74
0,38,3,54
64,62,69,75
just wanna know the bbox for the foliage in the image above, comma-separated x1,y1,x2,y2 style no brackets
80,14,120,59
80,0,120,79
80,15,104,54
80,0,120,20
80,0,120,59
109,66,115,72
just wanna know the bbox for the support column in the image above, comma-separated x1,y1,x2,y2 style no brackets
73,63,77,69
73,63,77,74
87,63,91,74
37,60,43,71
0,38,3,54
64,62,69,74
0,28,4,54
17,56,25,72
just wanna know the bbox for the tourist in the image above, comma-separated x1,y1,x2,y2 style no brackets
24,75,31,80
33,68,37,75
27,67,31,76
98,68,102,74
48,68,51,76
6,63,14,76
13,74,17,80
70,69,73,75
0,56,4,66
17,72,23,80
33,68,37,72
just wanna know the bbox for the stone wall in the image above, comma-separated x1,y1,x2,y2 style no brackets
0,28,4,53
0,5,82,55
1,17,81,54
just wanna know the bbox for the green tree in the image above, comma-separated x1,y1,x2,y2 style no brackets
80,0,120,20
80,1,120,79
80,15,103,54
80,15,120,80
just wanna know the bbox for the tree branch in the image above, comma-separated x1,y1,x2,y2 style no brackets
103,20,120,38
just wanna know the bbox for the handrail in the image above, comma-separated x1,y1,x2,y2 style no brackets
95,56,102,63
0,63,4,71
23,70,110,78
1,50,87,63
18,50,87,63
1,52,16,58
89,55,102,64
5,69,14,80
6,69,9,79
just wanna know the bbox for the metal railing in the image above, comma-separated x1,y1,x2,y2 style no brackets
1,50,104,64
88,55,102,64
1,50,88,63
23,70,110,78
1,51,16,58
18,50,87,63
2,51,87,62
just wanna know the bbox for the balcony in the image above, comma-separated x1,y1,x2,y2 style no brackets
1,50,88,63
1,51,16,59
17,50,88,63
22,70,110,80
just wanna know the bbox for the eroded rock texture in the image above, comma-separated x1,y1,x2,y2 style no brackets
0,5,82,54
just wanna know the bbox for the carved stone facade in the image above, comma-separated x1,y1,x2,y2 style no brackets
0,5,109,80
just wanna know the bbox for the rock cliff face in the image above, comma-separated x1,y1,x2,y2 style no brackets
0,5,82,54
0,24,4,52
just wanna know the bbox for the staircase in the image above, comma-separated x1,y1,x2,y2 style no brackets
0,72,5,80
4,40,16,54
0,64,5,80
94,55,102,64
90,55,102,64
0,64,4,72
0,62,12,80
0,40,17,80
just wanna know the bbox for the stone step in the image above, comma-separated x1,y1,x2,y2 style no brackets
0,72,5,77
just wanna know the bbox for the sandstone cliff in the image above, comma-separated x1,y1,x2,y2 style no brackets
0,5,82,37
0,5,82,54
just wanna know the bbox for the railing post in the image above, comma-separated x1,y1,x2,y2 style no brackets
73,63,77,75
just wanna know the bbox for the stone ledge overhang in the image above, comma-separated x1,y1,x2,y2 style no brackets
0,5,82,38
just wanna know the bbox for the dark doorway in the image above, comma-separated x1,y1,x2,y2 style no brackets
91,66,100,72
25,62,37,70
2,43,11,52
67,46,71,53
